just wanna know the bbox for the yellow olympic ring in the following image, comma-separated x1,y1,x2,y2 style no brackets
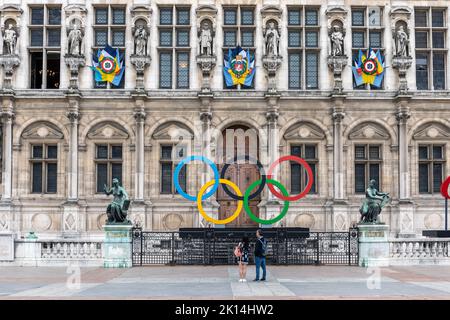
197,179,243,225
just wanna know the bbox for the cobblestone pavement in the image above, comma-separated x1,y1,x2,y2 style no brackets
1,265,450,299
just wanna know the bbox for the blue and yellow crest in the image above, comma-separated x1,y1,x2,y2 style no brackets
352,49,385,88
223,46,255,88
90,45,124,86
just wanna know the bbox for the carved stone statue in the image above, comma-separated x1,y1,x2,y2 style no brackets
104,178,130,224
3,24,17,55
199,21,212,56
264,21,280,57
394,25,409,57
359,179,391,223
134,25,148,56
67,24,83,56
330,25,344,57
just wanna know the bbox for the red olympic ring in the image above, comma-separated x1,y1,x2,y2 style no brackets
267,155,314,201
441,176,450,199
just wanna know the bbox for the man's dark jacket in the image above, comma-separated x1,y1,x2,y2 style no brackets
254,237,267,257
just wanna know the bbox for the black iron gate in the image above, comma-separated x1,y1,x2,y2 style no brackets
132,228,359,266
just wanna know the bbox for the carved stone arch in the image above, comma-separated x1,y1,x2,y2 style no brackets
344,119,396,143
408,119,450,144
130,5,152,27
283,122,326,140
196,5,218,31
81,118,134,145
212,118,266,148
261,5,282,31
20,121,65,141
146,117,195,139
151,121,194,141
16,119,68,145
326,6,348,30
389,6,412,31
87,121,130,141
280,119,332,145
63,4,87,30
412,121,450,141
347,122,391,141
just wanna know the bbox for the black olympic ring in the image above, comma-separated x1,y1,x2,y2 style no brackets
220,155,266,201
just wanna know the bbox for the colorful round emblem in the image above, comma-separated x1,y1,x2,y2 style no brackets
100,58,116,74
231,58,247,77
362,59,377,75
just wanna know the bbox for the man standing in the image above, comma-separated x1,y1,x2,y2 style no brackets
254,229,267,281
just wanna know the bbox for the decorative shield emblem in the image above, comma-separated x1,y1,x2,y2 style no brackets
231,55,247,78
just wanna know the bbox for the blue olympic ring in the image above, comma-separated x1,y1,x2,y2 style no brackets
174,155,220,201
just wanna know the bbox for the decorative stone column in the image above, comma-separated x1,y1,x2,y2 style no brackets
0,96,15,234
196,5,217,94
134,103,146,202
396,98,415,237
331,99,348,231
197,94,218,227
390,7,413,95
326,6,348,94
62,98,82,238
263,94,281,227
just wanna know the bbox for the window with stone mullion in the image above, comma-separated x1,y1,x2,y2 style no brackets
92,5,126,89
158,6,191,89
418,144,445,194
29,5,61,89
415,8,447,90
354,144,382,193
30,144,58,194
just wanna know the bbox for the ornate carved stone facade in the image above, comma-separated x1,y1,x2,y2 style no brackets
0,1,449,240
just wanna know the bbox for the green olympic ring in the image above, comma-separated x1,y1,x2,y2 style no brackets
244,178,290,225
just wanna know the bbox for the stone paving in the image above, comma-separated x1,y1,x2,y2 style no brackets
0,265,450,299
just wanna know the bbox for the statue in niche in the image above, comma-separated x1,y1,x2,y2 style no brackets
3,23,17,55
104,178,131,224
134,24,148,56
359,179,391,224
394,25,409,57
199,20,213,56
67,23,83,56
264,21,280,57
330,24,344,57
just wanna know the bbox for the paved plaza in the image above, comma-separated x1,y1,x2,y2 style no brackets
0,265,450,299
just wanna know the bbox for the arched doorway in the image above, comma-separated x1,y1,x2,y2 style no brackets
217,125,260,227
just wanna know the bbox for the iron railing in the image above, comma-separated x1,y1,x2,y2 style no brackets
132,228,359,266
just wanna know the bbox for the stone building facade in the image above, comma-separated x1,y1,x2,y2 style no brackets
0,0,449,239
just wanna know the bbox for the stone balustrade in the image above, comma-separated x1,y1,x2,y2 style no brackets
0,239,104,267
389,238,450,265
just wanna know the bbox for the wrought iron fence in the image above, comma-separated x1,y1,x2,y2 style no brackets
132,228,358,266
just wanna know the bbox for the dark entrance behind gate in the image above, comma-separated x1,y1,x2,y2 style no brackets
132,227,359,266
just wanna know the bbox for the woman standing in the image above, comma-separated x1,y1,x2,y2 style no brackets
237,237,250,282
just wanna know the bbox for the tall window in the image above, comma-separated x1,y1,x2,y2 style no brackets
419,144,445,193
95,144,123,193
31,144,57,193
29,5,61,89
354,144,382,193
93,6,126,89
351,7,384,89
160,145,187,194
223,6,255,89
290,145,317,194
415,8,447,90
158,6,191,89
287,7,320,89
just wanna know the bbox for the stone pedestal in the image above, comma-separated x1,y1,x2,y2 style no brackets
0,232,14,261
103,224,133,268
358,223,390,267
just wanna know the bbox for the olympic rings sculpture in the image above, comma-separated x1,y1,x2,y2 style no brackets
173,155,314,225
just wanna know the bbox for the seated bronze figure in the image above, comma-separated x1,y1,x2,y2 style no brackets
359,179,390,224
104,178,130,224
